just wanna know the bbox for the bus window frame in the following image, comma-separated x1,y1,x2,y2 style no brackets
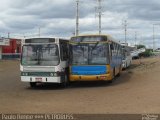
59,40,69,61
21,44,60,66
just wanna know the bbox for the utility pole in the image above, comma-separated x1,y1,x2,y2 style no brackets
124,20,127,44
140,35,144,45
152,24,160,51
75,0,79,36
23,34,26,38
98,0,102,35
39,27,41,37
8,32,10,38
135,31,137,47
153,24,155,51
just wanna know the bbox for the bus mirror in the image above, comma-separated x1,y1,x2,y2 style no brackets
110,44,114,50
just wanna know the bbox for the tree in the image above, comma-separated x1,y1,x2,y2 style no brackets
139,49,153,57
136,44,146,49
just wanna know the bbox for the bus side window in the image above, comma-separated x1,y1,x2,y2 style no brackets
60,41,68,61
110,43,114,59
113,43,115,56
110,44,114,51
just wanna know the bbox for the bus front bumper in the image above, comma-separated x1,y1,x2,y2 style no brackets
69,74,112,81
21,76,61,83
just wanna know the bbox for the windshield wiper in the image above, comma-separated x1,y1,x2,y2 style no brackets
92,41,99,50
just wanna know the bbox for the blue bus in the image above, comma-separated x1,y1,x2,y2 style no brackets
69,34,122,83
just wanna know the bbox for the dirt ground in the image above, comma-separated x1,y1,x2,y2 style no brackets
0,56,160,114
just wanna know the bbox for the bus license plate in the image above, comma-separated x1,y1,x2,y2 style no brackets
35,78,42,82
100,76,106,80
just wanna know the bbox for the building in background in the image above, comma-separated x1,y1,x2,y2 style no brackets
0,38,21,60
0,38,10,60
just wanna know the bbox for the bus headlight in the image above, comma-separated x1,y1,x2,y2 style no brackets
53,72,61,76
54,73,57,76
21,72,28,76
50,73,54,77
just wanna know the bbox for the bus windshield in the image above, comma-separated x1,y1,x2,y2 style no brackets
21,44,59,66
70,43,109,65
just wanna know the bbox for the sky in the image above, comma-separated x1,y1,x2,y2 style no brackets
0,0,160,49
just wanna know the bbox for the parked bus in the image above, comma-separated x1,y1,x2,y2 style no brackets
69,35,122,83
20,37,69,87
121,43,132,69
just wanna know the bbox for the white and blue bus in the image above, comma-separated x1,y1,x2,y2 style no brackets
20,37,69,87
69,34,122,83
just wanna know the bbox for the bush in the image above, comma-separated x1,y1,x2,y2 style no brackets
139,49,153,57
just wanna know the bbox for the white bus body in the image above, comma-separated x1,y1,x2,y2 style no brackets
20,37,69,87
122,45,132,69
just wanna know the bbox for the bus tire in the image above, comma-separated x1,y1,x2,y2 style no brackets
61,75,68,88
113,68,116,77
110,68,116,83
117,66,121,77
129,61,132,66
30,82,37,88
108,80,113,84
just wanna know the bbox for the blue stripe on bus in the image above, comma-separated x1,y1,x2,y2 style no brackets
71,66,107,75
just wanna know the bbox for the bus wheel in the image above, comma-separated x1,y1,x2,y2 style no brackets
109,68,115,83
113,68,116,78
117,66,121,77
61,75,68,88
108,80,113,84
30,82,37,88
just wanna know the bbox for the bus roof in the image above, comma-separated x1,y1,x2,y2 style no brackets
71,34,111,38
22,37,69,44
23,36,69,40
71,34,121,45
